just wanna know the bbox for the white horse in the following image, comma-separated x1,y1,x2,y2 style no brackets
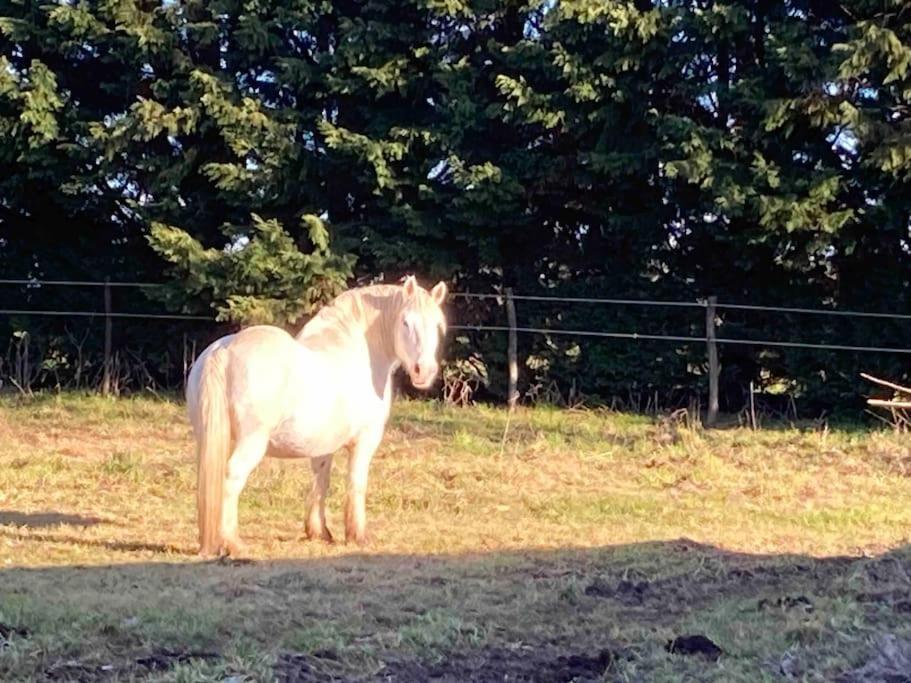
185,276,448,557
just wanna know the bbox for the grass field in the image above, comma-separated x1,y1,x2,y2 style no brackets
1,394,911,681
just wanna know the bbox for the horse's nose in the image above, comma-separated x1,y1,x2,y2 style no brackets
413,361,438,385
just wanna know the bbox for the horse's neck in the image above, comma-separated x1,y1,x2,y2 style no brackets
299,289,402,398
360,296,400,379
349,297,401,407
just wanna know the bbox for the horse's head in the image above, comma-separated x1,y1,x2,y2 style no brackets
395,275,448,389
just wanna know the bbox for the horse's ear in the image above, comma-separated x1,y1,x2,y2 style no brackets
403,275,417,297
430,281,448,305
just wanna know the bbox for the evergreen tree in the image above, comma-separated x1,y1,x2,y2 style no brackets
2,0,911,413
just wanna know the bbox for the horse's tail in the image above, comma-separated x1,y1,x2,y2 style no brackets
192,346,231,556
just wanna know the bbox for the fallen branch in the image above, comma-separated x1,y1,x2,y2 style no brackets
861,372,911,396
866,399,911,409
861,374,911,431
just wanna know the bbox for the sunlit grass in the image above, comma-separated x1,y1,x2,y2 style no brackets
1,393,910,680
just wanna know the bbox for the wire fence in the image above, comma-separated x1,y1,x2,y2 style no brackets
2,278,911,416
2,278,911,353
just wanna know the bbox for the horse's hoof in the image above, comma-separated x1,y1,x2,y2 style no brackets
306,526,335,544
345,531,371,547
197,542,223,560
222,538,250,558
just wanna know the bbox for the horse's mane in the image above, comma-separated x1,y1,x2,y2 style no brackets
296,284,442,352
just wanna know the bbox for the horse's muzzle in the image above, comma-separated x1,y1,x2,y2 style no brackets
410,363,438,389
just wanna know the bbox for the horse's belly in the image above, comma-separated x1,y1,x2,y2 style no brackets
267,407,354,458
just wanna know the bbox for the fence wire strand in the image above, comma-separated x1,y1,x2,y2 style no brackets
0,309,212,321
451,325,911,355
0,279,165,288
715,301,911,321
451,291,706,308
5,278,911,320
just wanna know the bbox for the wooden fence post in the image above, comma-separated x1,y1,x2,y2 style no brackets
102,278,112,396
505,288,519,411
706,295,719,427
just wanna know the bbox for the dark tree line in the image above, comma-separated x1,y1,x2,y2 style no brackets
1,0,910,416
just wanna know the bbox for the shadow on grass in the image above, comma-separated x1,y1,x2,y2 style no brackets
1,538,910,681
0,526,190,556
0,510,105,528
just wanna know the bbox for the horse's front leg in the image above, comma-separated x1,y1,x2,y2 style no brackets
345,426,384,545
306,454,334,542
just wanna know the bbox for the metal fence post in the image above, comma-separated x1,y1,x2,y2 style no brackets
505,288,519,411
706,295,719,427
102,277,112,396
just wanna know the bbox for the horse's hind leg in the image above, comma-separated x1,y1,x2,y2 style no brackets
306,454,334,542
221,430,268,556
345,426,383,545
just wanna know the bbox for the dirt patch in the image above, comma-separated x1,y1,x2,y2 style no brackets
42,649,219,681
583,578,650,604
581,556,841,616
757,595,814,613
274,653,323,682
375,646,624,682
0,622,30,649
43,661,118,681
134,649,219,672
856,591,911,614
835,633,911,683
665,634,724,661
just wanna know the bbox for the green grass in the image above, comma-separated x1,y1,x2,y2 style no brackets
1,393,911,680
